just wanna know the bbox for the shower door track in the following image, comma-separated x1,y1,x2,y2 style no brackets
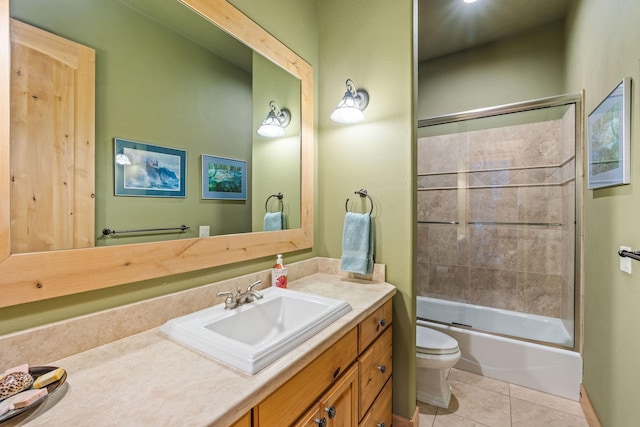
418,93,582,128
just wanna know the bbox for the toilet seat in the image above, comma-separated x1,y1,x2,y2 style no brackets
416,325,459,355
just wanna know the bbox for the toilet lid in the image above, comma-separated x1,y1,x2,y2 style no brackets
416,326,459,355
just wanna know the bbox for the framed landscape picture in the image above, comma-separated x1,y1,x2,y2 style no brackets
587,77,631,189
201,154,247,200
114,138,186,197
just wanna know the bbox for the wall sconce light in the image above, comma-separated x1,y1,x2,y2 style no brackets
257,100,291,138
330,78,369,124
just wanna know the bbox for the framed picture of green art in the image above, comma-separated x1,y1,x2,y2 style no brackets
587,77,631,189
201,154,247,200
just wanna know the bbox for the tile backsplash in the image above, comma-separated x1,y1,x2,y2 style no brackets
0,257,385,368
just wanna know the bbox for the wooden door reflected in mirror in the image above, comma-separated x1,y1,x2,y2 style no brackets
10,19,96,253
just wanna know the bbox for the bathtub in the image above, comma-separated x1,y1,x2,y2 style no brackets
417,296,582,400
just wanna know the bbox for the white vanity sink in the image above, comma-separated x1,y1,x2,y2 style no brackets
160,287,352,374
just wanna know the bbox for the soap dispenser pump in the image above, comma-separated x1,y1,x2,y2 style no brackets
271,254,288,288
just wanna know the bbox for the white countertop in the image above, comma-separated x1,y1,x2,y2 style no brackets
4,273,395,426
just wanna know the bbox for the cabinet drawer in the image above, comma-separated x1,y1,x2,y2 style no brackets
358,299,392,353
359,377,392,427
358,327,392,421
258,327,358,427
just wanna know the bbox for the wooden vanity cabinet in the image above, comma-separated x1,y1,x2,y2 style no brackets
357,300,393,426
247,298,393,427
358,378,392,427
256,328,358,426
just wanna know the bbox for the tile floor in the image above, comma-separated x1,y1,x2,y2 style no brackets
418,368,589,427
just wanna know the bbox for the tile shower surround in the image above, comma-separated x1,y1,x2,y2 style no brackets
417,112,575,319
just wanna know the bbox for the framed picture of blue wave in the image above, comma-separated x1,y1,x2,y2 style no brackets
587,77,631,189
114,138,186,197
201,154,247,200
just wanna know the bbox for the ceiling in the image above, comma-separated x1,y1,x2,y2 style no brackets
418,0,573,62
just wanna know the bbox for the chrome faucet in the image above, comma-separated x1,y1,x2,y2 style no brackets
216,280,263,309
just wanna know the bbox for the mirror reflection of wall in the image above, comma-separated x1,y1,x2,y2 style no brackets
9,0,302,252
252,52,301,233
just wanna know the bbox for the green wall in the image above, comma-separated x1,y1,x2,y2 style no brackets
251,53,301,232
418,22,566,119
565,0,640,424
317,0,416,418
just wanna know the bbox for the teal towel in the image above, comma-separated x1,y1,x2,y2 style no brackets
264,212,283,231
341,212,374,274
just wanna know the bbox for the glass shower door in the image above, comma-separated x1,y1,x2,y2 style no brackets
416,100,579,349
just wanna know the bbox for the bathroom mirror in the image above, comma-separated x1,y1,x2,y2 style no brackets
8,0,301,252
0,0,314,308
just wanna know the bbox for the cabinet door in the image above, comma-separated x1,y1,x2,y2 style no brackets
294,407,326,427
258,328,357,426
321,364,358,427
230,411,251,427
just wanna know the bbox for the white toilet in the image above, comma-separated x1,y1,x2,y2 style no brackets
416,325,461,408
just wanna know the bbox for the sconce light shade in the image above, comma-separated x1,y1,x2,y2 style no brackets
257,100,291,138
331,79,369,124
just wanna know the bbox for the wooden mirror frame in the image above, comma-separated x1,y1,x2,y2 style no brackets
0,0,313,309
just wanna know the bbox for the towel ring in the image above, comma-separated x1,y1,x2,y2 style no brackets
345,188,373,215
265,192,284,213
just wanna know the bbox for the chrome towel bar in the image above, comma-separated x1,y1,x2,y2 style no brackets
102,225,190,236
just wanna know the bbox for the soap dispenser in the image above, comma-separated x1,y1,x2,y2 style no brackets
271,254,288,288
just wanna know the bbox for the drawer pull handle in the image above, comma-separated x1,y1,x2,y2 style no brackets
377,364,386,373
376,318,387,332
325,406,337,419
332,367,341,379
376,423,386,427
315,418,327,427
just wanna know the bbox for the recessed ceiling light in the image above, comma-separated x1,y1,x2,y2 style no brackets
464,0,478,3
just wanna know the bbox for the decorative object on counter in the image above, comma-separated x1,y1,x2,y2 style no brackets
114,138,187,198
0,372,32,399
257,100,291,138
201,154,247,200
102,224,190,237
330,79,370,124
264,192,285,231
587,77,631,189
0,366,67,423
272,254,288,288
341,189,375,275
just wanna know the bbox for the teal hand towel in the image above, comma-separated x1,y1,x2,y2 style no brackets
264,212,283,231
341,212,374,275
